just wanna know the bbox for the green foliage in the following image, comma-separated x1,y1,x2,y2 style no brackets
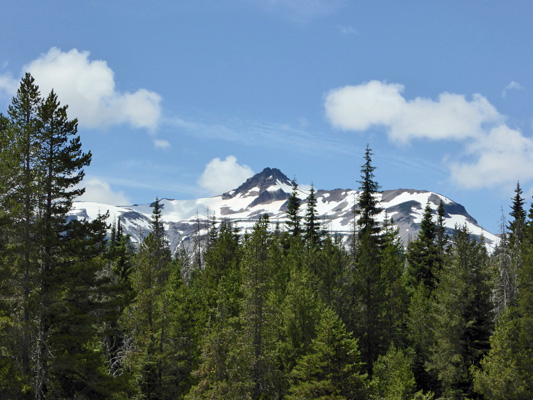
472,309,530,399
278,267,322,374
304,185,322,247
406,283,437,394
508,181,526,249
371,345,417,400
122,199,174,398
407,202,440,291
240,215,282,398
429,226,492,399
286,180,302,238
356,144,382,240
314,236,348,311
380,219,408,347
287,307,368,400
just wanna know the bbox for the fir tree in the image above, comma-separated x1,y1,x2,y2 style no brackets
124,198,173,398
285,179,302,238
287,307,368,399
371,345,420,400
472,309,530,399
304,184,321,247
508,181,526,249
436,200,449,257
34,88,108,399
239,215,281,398
278,267,322,376
429,226,492,399
315,235,348,311
349,145,388,371
380,218,409,348
407,202,439,291
0,75,114,398
6,73,42,388
356,144,382,240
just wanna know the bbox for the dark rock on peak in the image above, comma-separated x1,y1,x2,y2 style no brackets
223,167,293,198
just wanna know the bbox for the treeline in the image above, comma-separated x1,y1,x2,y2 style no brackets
0,75,532,399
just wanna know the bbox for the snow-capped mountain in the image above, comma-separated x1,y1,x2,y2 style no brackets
69,167,499,253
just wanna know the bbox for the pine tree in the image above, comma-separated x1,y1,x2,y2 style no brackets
124,198,173,398
347,145,387,371
286,179,302,238
159,258,200,399
239,215,281,399
371,344,419,400
6,73,42,388
35,88,115,398
436,200,449,257
0,75,114,398
353,227,386,371
473,196,533,398
380,218,409,347
278,266,322,375
407,202,440,291
356,144,382,240
102,218,135,380
315,235,348,311
287,307,368,399
304,184,321,247
186,221,246,399
429,226,492,399
472,309,530,399
508,182,526,249
407,282,438,394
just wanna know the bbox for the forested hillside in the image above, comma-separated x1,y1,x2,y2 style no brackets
1,75,532,399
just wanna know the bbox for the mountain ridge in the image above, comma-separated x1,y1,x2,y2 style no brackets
70,167,499,253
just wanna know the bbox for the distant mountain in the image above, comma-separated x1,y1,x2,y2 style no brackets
69,167,499,254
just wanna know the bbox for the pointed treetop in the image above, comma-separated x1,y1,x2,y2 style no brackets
286,178,302,237
508,181,526,247
356,144,382,239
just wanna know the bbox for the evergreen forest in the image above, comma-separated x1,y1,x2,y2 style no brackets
1,74,533,399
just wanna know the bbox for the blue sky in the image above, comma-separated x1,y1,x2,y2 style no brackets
1,0,532,233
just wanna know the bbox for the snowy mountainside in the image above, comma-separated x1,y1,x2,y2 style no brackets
70,167,499,253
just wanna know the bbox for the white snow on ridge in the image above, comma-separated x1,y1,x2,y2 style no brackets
385,191,428,209
71,171,500,252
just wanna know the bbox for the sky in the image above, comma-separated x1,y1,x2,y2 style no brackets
1,0,532,234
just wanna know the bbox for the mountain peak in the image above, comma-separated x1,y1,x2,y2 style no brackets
223,167,293,199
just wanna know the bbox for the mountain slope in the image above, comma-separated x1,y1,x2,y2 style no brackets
70,167,499,253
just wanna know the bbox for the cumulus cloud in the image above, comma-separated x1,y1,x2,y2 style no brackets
23,47,161,130
325,80,533,189
325,80,502,144
77,177,131,205
154,139,171,149
199,156,254,195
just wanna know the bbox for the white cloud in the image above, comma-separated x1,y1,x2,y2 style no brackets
77,177,131,205
502,80,524,98
325,80,533,189
325,80,502,144
0,72,18,96
449,125,533,188
154,139,171,149
198,156,254,195
23,47,162,130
